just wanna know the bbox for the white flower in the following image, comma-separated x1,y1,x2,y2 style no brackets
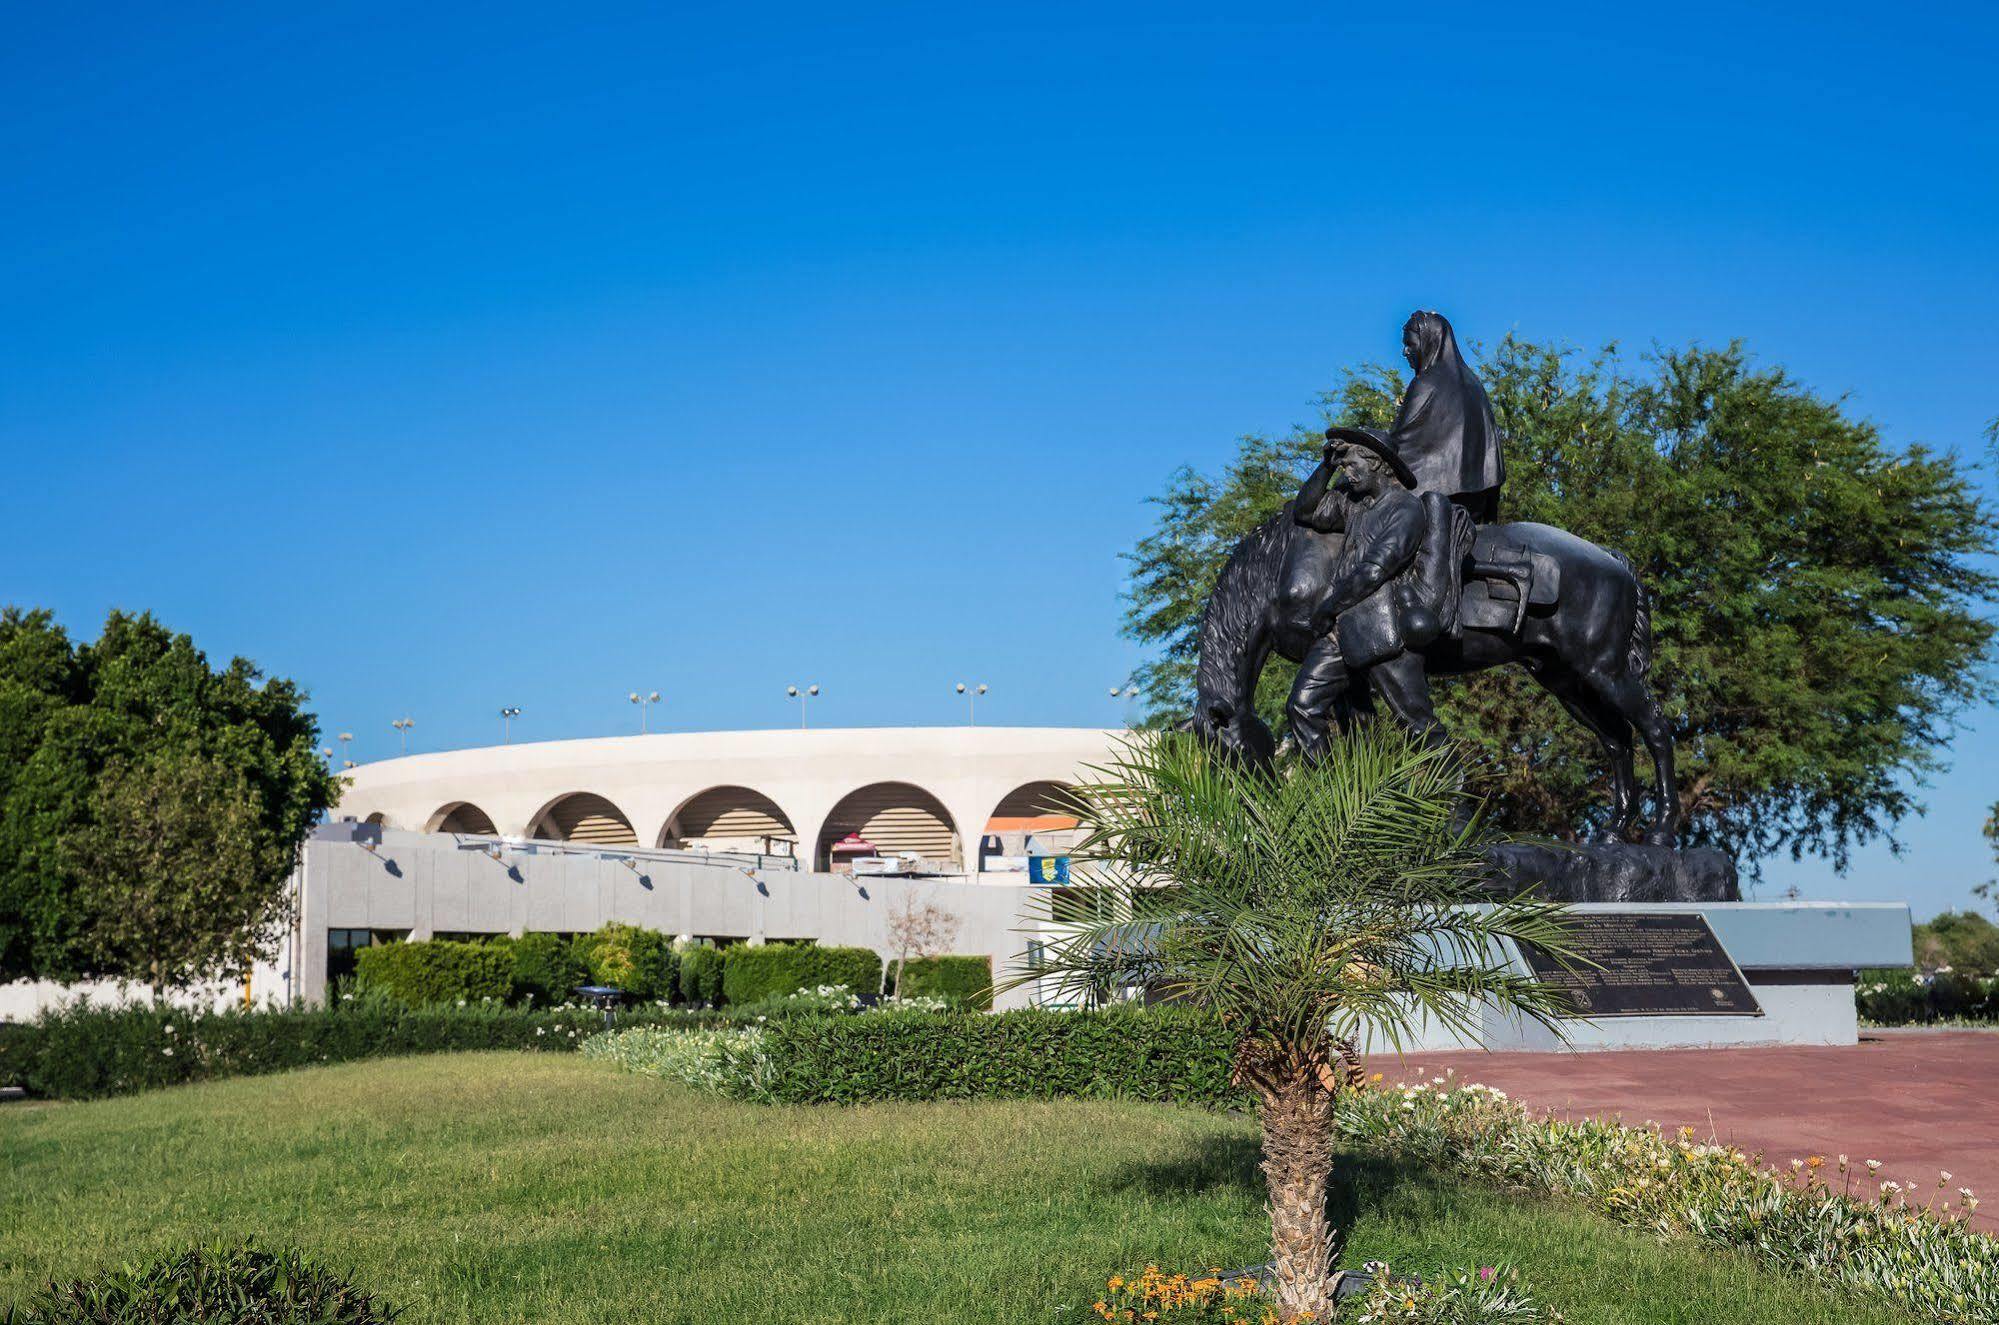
161,1047,174,1057
1866,1159,1882,1172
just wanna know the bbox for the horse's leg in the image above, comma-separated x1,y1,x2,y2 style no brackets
1536,667,1638,844
1285,636,1350,765
1364,654,1448,749
1592,669,1681,847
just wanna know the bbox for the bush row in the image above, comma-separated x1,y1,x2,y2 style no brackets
738,1006,1242,1106
346,931,976,1011
0,997,734,1101
1855,967,1999,1025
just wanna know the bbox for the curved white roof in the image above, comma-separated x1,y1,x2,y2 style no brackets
335,726,1123,864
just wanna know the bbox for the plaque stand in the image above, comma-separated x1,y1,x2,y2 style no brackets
1371,901,1913,1054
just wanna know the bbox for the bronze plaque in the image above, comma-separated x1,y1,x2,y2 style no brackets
1519,912,1762,1018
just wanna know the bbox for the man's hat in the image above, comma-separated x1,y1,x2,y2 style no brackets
1324,426,1417,489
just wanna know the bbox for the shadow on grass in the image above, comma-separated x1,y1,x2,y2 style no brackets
1109,1138,1461,1265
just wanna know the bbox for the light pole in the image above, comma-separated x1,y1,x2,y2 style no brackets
337,731,354,769
499,706,522,744
320,745,335,772
391,716,414,754
786,684,819,728
629,690,661,733
956,682,988,725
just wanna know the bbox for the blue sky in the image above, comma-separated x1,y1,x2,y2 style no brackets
2,3,1994,916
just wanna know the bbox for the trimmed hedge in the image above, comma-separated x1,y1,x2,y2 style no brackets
746,1006,1243,1106
6,1242,399,1324
577,923,678,1001
894,955,993,1009
0,998,735,1101
505,932,589,1006
679,945,726,1006
1856,967,1999,1024
353,939,512,1007
721,943,882,1007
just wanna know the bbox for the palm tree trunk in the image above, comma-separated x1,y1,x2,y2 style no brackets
1249,1057,1339,1319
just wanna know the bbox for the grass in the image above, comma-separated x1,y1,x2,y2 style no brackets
0,1053,1920,1325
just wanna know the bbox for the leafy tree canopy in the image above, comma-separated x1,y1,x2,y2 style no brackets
0,608,340,984
1124,338,1997,871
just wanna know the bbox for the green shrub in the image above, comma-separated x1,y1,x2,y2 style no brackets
5,1241,398,1324
1855,970,1928,1025
1929,967,1986,1018
744,1006,1242,1106
4,997,740,1101
353,939,513,1007
722,943,881,1007
506,932,591,1006
679,945,727,1006
577,923,678,1001
894,955,993,1009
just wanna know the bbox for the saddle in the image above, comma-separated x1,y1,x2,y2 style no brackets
1401,496,1557,640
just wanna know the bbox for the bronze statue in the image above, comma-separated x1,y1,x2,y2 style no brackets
1189,314,1682,848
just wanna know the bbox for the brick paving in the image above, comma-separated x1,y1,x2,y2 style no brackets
1373,1028,1999,1229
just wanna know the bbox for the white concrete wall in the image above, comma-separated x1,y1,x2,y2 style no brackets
275,827,1051,1009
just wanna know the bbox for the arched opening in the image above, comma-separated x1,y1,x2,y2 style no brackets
427,801,499,835
660,786,797,857
979,780,1081,872
363,811,389,827
526,791,638,846
815,782,959,872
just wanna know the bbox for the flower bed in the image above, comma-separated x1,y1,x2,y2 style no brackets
1337,1074,1996,1325
1056,1264,1561,1323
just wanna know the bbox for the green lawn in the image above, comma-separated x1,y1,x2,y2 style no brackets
0,1053,1916,1325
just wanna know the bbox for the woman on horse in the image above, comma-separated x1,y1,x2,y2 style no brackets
1393,310,1503,522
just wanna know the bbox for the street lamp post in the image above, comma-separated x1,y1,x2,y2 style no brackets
499,706,522,744
337,731,354,769
629,690,662,734
956,682,988,725
391,716,415,754
786,684,819,728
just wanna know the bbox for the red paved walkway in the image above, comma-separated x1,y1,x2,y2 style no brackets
1373,1029,1998,1229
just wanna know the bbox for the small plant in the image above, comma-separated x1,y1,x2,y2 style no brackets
5,1240,399,1323
678,944,727,1007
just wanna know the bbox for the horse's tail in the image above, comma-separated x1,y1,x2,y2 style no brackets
1609,549,1653,679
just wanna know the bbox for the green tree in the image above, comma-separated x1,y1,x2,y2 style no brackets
59,753,271,994
1007,725,1576,1318
0,608,339,985
1125,338,1997,870
1911,910,1999,974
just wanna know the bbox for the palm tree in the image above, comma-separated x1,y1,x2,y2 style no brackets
1009,724,1579,1319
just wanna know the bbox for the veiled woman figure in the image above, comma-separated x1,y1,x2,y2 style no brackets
1392,310,1503,521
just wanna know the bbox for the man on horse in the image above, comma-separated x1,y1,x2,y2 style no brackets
1285,426,1450,760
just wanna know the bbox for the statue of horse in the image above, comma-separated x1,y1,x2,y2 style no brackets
1188,496,1682,846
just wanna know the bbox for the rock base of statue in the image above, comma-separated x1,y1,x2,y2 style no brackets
1484,841,1741,904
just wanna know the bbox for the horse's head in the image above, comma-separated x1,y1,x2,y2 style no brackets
1184,699,1277,769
